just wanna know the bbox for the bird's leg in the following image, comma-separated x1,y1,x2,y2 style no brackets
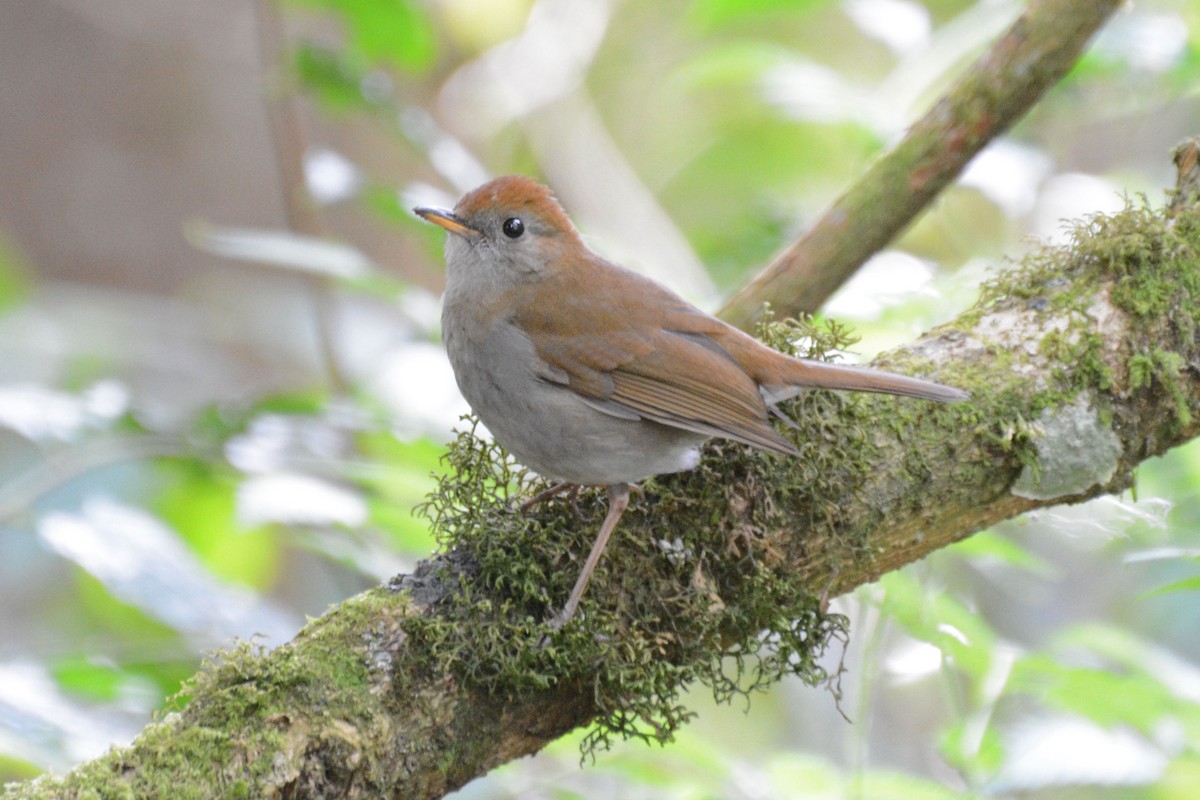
521,481,585,520
519,481,574,516
547,483,631,630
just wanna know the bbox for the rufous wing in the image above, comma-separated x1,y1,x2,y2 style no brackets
512,259,799,455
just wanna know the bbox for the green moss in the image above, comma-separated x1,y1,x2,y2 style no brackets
22,613,390,799
974,200,1197,401
32,705,282,800
1073,202,1200,322
400,317,864,756
946,199,1200,501
1130,348,1191,428
390,199,1200,761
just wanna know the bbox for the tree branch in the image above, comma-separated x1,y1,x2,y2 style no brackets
8,144,1200,799
718,0,1123,330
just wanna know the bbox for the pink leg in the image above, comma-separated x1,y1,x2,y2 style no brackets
519,481,574,516
547,483,631,630
521,481,583,519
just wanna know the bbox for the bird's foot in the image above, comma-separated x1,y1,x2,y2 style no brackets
519,481,581,518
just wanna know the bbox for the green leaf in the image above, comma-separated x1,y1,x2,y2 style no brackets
1141,574,1200,599
51,656,127,702
1167,42,1200,91
939,714,1006,777
0,754,43,783
76,573,181,644
663,119,879,290
293,44,372,113
68,576,203,700
672,41,795,89
877,571,999,684
688,0,832,29
1010,655,1177,735
253,391,331,416
154,460,281,589
950,529,1054,575
356,431,440,553
1158,756,1200,800
288,0,436,72
346,0,435,71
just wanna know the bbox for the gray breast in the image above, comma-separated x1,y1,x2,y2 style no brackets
444,315,705,485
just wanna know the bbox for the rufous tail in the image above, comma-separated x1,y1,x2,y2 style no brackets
763,356,968,404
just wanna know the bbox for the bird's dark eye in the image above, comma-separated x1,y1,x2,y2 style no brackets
502,217,525,239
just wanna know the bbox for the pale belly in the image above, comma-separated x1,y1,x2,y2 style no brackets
444,319,705,486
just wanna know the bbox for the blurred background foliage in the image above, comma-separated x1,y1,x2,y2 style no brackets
1,0,1199,796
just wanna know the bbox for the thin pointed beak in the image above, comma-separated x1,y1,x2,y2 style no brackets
414,206,479,237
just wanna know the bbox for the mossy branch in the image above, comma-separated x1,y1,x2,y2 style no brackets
718,0,1123,330
7,142,1200,799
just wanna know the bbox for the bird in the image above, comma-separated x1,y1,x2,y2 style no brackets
415,175,966,629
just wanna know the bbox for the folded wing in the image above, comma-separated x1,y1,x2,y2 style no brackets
512,260,799,456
